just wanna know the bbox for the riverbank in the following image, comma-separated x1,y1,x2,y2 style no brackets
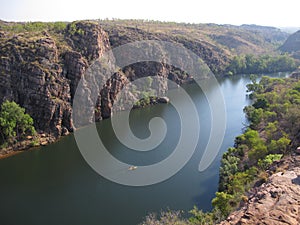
0,133,56,160
133,96,170,108
0,96,170,160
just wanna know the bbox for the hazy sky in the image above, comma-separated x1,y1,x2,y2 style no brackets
0,0,299,27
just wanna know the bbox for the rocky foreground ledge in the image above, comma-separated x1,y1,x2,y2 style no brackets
220,155,300,225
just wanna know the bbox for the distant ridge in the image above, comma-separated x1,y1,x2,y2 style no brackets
280,27,300,34
279,30,300,59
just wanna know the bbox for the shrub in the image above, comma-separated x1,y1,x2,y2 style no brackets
212,192,234,217
0,100,36,144
258,154,283,170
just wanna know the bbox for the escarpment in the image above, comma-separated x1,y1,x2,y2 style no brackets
0,21,113,137
0,32,73,136
0,21,201,138
0,20,290,139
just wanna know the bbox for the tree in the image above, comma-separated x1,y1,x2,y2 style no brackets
246,74,262,94
248,144,268,162
189,206,214,225
225,54,297,75
236,129,268,163
219,151,240,191
253,97,269,109
268,137,291,154
0,101,35,144
243,106,263,128
226,55,246,74
258,154,283,169
265,122,278,142
212,192,234,217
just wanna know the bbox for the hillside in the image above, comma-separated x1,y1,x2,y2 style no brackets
99,20,288,55
279,30,300,59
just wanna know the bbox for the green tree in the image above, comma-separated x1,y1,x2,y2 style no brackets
268,136,291,154
227,55,246,74
189,206,214,225
253,97,269,109
225,54,297,75
265,122,278,142
258,154,283,169
212,192,234,217
227,169,255,194
0,101,35,144
246,74,262,94
248,144,268,162
219,151,240,191
244,106,263,128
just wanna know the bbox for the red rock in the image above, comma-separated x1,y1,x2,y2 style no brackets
219,156,300,225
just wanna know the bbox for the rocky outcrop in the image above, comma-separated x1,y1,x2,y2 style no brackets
100,71,129,119
0,21,193,140
0,21,116,137
220,155,300,225
0,32,73,136
63,50,88,100
290,70,300,79
66,21,111,62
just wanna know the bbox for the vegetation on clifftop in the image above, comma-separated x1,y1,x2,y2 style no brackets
225,54,297,75
0,21,67,34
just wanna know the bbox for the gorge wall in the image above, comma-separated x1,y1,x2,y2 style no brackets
0,20,290,138
0,21,206,137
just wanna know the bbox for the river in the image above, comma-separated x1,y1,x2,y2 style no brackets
0,73,288,225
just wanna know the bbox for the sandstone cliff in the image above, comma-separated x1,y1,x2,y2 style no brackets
0,21,112,137
0,31,73,136
0,20,289,142
0,21,197,139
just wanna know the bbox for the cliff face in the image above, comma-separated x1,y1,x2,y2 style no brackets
0,21,195,137
0,21,113,136
0,20,289,138
101,25,231,74
220,155,300,225
0,32,73,136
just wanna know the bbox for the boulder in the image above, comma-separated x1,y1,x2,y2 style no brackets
157,97,170,104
